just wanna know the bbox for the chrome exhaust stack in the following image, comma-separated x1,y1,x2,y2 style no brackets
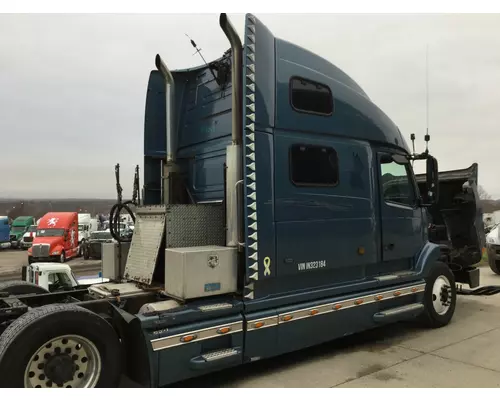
155,54,179,204
220,13,243,248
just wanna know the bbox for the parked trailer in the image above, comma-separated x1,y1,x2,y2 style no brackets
0,14,489,388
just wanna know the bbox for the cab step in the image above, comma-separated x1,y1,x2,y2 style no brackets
190,347,242,370
374,270,417,282
373,303,424,323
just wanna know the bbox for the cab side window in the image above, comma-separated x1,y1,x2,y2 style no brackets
290,144,339,186
380,158,415,206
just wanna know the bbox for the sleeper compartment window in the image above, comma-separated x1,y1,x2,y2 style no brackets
290,77,333,116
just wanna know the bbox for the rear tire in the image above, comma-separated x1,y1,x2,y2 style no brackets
0,304,122,388
0,280,49,296
420,261,456,328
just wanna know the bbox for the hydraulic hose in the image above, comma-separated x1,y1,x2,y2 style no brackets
109,200,136,243
109,164,140,243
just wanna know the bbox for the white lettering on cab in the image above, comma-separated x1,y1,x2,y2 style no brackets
298,260,327,271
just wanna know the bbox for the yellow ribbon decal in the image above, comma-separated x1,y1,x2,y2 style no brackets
263,257,271,276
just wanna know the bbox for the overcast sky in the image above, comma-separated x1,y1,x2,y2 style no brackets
0,13,499,199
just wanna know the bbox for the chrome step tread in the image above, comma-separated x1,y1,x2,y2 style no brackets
201,348,239,362
376,303,424,317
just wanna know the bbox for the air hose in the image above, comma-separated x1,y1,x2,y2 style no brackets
109,164,140,244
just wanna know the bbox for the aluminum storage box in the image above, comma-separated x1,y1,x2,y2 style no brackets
102,242,130,280
165,245,238,300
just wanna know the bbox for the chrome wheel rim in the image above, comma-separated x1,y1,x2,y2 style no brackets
432,275,452,315
24,334,101,388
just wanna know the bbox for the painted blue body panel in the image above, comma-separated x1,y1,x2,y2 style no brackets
0,217,10,244
274,39,409,151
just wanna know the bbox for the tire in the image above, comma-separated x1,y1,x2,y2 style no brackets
59,252,66,263
0,304,122,388
83,247,89,260
28,256,33,264
0,280,49,296
488,258,500,275
420,261,456,328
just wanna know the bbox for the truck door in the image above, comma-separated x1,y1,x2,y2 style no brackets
274,133,380,286
378,152,424,268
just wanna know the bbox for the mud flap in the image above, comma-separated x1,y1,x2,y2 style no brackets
124,205,166,285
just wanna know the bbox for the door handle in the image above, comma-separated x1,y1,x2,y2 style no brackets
385,243,395,251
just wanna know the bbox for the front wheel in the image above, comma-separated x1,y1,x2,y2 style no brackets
420,262,456,328
488,258,500,275
0,304,122,388
59,252,66,263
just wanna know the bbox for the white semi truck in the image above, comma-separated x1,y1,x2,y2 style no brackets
77,213,98,256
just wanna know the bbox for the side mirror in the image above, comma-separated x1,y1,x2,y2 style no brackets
425,156,439,204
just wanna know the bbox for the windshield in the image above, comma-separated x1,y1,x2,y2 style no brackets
36,228,65,237
90,231,112,240
27,225,37,232
11,226,25,232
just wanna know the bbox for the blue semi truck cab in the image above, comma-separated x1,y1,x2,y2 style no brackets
0,216,10,248
0,13,485,388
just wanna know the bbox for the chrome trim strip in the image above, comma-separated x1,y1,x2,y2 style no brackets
150,283,425,350
277,284,425,324
246,316,279,331
151,321,243,352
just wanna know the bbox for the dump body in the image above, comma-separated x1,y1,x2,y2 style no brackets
27,212,79,263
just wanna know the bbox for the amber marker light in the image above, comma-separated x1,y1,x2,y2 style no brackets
180,334,197,343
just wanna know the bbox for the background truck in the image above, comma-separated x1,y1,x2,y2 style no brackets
0,13,488,388
486,224,500,275
77,213,98,256
0,216,10,249
12,263,108,293
82,230,116,260
27,212,79,264
20,224,38,249
9,216,35,249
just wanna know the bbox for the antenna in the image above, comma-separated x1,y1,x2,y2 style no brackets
185,33,218,83
426,44,429,139
425,44,431,153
